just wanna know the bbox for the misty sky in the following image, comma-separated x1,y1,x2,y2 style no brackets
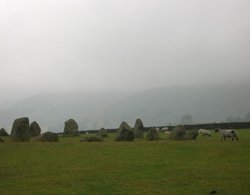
1,0,250,104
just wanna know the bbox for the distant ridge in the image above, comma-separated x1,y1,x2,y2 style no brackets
0,84,250,133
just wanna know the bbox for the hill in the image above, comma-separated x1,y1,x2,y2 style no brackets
0,84,250,132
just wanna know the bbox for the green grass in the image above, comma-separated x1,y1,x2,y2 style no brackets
1,130,250,195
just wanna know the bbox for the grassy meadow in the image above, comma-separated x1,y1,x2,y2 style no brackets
0,130,250,195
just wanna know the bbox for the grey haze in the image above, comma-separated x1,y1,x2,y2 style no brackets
0,1,250,131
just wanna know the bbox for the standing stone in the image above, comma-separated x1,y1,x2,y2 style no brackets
134,118,144,138
168,125,185,140
30,121,41,137
35,132,59,142
183,130,199,140
169,125,198,140
116,121,134,141
147,128,160,140
0,128,9,136
63,119,79,136
10,117,30,142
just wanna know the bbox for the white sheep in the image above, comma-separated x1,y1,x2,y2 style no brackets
215,129,238,141
161,127,170,134
198,129,211,137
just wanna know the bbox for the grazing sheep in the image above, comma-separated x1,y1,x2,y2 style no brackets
164,131,171,134
161,127,170,134
155,127,160,132
161,127,169,132
215,128,238,141
198,129,211,137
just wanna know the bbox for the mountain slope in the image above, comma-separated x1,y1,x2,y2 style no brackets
103,85,250,126
0,85,250,132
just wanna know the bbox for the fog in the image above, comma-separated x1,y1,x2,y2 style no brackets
1,1,250,92
0,1,250,130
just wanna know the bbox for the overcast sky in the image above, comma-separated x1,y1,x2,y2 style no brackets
1,0,250,103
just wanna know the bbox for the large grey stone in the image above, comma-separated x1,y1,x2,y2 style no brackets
147,128,160,140
30,121,41,137
0,128,9,136
35,132,59,142
168,125,185,140
116,121,134,141
10,117,30,142
134,119,144,138
63,119,79,136
169,125,198,140
80,135,103,142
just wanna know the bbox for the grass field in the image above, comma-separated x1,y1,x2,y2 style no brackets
1,130,250,195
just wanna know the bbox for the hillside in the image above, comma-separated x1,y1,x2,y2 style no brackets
0,84,250,132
